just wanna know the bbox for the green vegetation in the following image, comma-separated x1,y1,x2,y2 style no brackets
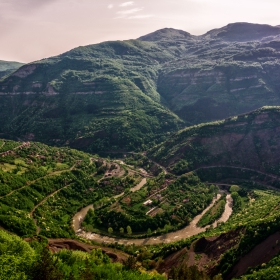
82,173,218,235
2,23,280,153
0,39,184,153
0,140,118,237
197,194,226,227
149,107,280,179
0,229,165,280
2,23,280,279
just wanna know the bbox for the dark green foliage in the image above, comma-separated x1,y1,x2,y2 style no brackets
150,107,280,180
31,246,63,280
169,264,212,280
0,229,165,280
83,173,217,234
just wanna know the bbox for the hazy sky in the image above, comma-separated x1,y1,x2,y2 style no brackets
1,0,280,63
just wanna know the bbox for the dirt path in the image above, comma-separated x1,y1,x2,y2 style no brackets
0,141,30,156
149,159,168,174
130,178,147,192
75,193,234,246
30,185,69,234
0,140,5,149
191,165,280,182
0,168,72,200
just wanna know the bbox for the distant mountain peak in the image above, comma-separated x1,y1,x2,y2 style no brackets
203,22,280,41
137,28,193,42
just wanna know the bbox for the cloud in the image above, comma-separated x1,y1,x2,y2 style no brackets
117,8,143,15
108,4,113,9
119,1,134,7
128,14,153,19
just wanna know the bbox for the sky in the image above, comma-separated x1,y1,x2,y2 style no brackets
1,0,280,63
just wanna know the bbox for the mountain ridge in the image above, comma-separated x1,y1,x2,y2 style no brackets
1,22,280,153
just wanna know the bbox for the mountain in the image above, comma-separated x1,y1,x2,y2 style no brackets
1,22,280,152
202,22,280,41
138,28,193,41
153,23,280,125
0,60,24,79
0,40,183,152
4,21,280,280
149,106,280,177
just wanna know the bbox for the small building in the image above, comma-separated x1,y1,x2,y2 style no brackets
143,199,153,206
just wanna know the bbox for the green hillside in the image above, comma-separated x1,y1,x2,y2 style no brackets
1,23,280,152
2,136,280,279
0,229,165,280
149,106,280,176
0,40,183,152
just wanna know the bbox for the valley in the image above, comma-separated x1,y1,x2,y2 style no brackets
2,22,280,279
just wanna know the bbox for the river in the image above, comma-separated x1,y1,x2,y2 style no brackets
73,192,233,246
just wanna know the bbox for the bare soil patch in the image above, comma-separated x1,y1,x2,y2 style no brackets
48,238,128,263
226,231,280,279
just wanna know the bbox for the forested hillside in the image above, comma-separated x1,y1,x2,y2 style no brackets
149,106,280,177
1,23,280,152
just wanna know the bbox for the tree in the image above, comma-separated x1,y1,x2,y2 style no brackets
126,225,132,235
120,227,124,235
147,228,152,235
108,227,113,234
230,185,240,193
31,246,63,280
123,256,138,270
